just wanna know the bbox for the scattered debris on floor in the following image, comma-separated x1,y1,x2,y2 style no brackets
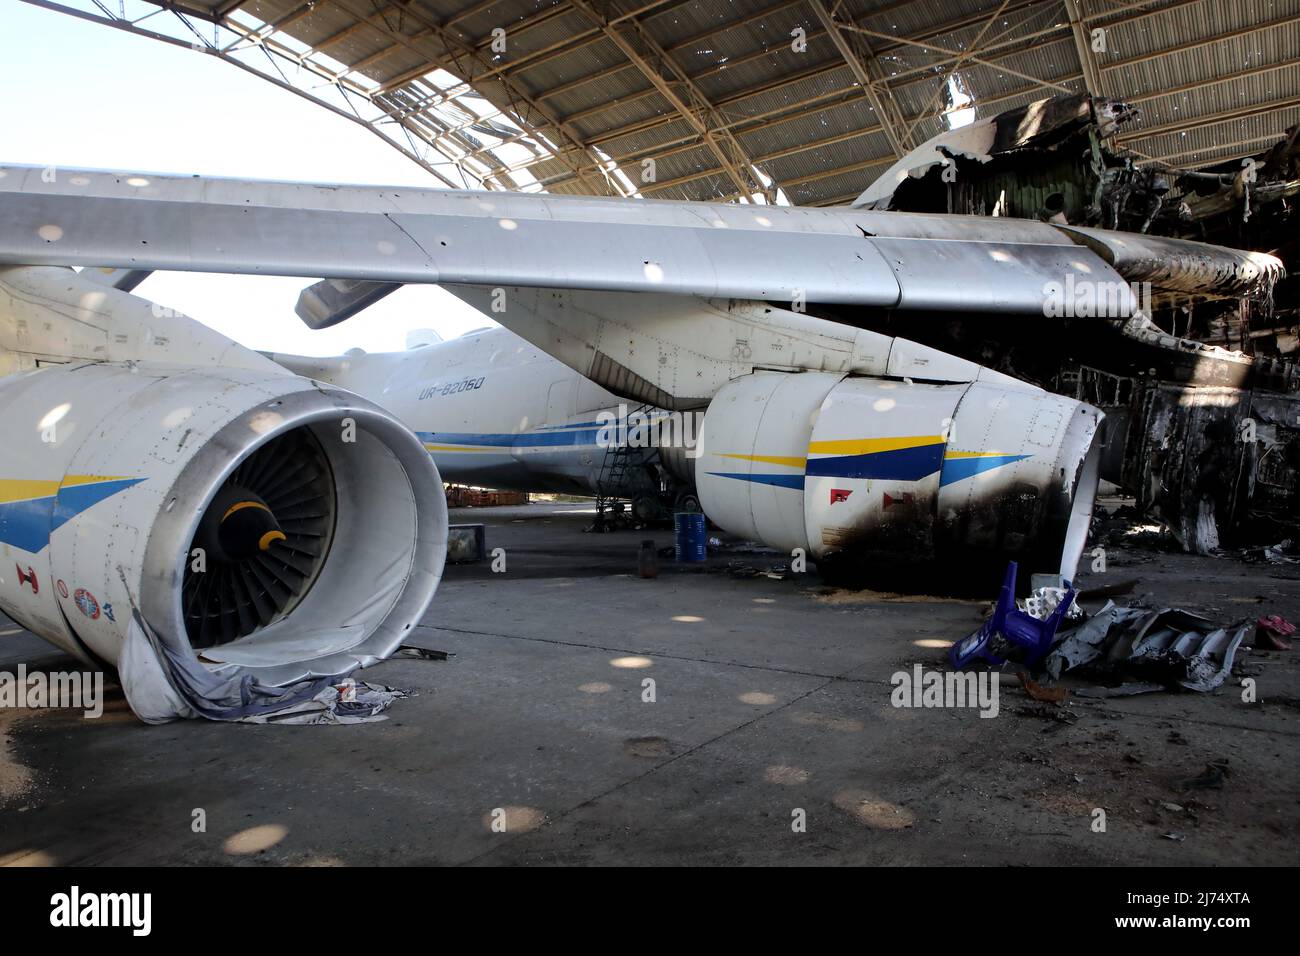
0,713,33,803
949,561,1263,701
253,681,409,725
1017,671,1070,703
1014,700,1079,725
811,587,968,605
1074,682,1166,699
724,561,792,580
1254,615,1295,650
1021,583,1086,624
1046,604,1250,693
394,645,452,661
950,562,1077,669
1178,759,1231,792
1098,503,1300,568
1076,578,1140,601
1256,540,1300,565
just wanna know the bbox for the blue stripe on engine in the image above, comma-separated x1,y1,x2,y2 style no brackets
0,478,144,554
939,454,1030,485
805,443,946,481
707,472,805,489
0,496,58,553
52,479,145,531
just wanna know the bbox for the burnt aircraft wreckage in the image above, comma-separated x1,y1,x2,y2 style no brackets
852,92,1299,554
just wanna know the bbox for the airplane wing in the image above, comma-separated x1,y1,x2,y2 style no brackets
1,163,1136,315
2,161,1281,412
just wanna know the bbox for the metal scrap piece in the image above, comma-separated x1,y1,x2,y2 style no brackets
1045,604,1248,692
1045,601,1146,679
1074,682,1164,698
1124,611,1249,692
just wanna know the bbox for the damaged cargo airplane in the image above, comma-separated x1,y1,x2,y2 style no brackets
0,161,1285,717
852,92,1300,553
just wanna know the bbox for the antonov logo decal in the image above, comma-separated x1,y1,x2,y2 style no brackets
0,476,144,554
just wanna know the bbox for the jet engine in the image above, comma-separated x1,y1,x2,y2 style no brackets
0,360,446,701
696,370,1101,586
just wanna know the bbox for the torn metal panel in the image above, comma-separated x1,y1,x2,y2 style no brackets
1119,383,1300,551
1046,605,1249,693
852,121,998,210
854,94,1145,228
1120,610,1250,694
1135,386,1243,553
1054,227,1285,298
1045,600,1146,680
849,94,1299,549
1238,391,1300,521
856,96,1297,356
853,94,1134,214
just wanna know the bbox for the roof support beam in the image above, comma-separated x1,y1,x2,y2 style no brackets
537,0,1038,120
637,136,895,197
338,0,1041,187
537,23,1300,195
17,0,470,190
843,22,1074,95
1148,132,1298,166
806,0,910,157
305,3,524,189
1065,0,1106,97
545,0,1287,182
540,0,805,103
446,0,684,88
323,0,624,196
220,1,318,54
558,0,1046,145
1117,95,1300,142
565,0,774,200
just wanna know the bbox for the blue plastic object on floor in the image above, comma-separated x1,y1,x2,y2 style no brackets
948,561,1075,670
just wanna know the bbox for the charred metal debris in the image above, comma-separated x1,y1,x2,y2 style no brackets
950,562,1258,699
839,93,1300,553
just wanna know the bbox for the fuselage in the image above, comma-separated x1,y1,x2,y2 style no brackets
270,327,670,496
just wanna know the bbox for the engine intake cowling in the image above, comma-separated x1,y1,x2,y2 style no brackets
695,370,1101,585
0,360,446,700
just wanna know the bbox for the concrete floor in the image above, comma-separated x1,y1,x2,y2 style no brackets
1,502,1298,865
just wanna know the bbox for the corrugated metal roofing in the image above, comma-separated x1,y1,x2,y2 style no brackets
60,0,1300,205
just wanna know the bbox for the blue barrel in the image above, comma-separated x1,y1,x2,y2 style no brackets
674,512,707,562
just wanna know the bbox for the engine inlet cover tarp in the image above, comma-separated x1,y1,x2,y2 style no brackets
119,608,402,724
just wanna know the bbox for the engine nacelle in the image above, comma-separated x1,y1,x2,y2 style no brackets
0,361,446,699
696,371,1101,583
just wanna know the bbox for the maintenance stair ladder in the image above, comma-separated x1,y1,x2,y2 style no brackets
593,404,658,530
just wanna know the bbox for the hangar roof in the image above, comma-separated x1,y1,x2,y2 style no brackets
33,0,1300,206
